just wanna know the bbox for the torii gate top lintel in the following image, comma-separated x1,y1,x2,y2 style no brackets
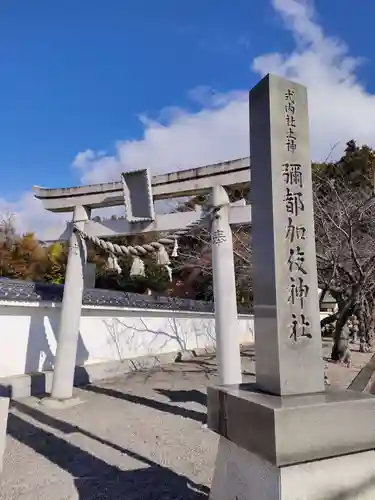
33,157,250,213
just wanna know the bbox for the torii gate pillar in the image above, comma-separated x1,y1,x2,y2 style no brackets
211,185,242,385
44,205,90,405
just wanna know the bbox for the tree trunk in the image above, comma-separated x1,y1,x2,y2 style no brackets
364,301,375,349
320,312,339,329
357,305,366,351
367,326,375,349
331,324,350,361
369,303,375,347
331,303,353,361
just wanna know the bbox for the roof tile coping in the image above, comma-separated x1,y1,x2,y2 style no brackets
0,278,252,314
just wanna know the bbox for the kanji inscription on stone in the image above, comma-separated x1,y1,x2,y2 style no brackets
212,228,227,245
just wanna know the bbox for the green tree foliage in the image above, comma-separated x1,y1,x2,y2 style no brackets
0,217,69,283
95,255,171,294
0,214,172,294
43,242,68,284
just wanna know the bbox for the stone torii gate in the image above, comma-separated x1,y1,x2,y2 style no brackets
34,157,252,405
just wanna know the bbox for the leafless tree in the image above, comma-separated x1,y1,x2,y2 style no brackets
0,212,17,244
314,164,375,359
180,224,251,302
171,190,252,304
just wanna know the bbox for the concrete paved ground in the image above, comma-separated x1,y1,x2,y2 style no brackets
0,343,372,500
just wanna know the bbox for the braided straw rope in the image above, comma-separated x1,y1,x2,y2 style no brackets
73,205,222,257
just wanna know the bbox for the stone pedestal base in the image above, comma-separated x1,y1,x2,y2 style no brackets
39,396,83,409
211,437,375,500
0,397,9,473
208,384,375,465
208,384,375,499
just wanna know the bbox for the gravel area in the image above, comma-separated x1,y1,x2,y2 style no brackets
0,343,371,499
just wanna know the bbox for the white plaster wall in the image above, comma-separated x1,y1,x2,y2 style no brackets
319,311,332,321
0,301,254,379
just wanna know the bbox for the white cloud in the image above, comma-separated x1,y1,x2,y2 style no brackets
73,91,249,184
4,0,375,236
0,192,66,239
253,0,374,160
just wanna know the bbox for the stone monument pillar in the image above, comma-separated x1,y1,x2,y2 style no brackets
208,74,375,500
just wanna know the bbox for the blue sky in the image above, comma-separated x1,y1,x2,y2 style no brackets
1,0,375,234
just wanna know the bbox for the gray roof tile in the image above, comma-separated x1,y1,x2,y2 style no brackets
0,278,252,314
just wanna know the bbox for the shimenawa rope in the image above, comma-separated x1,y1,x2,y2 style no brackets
73,204,222,278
